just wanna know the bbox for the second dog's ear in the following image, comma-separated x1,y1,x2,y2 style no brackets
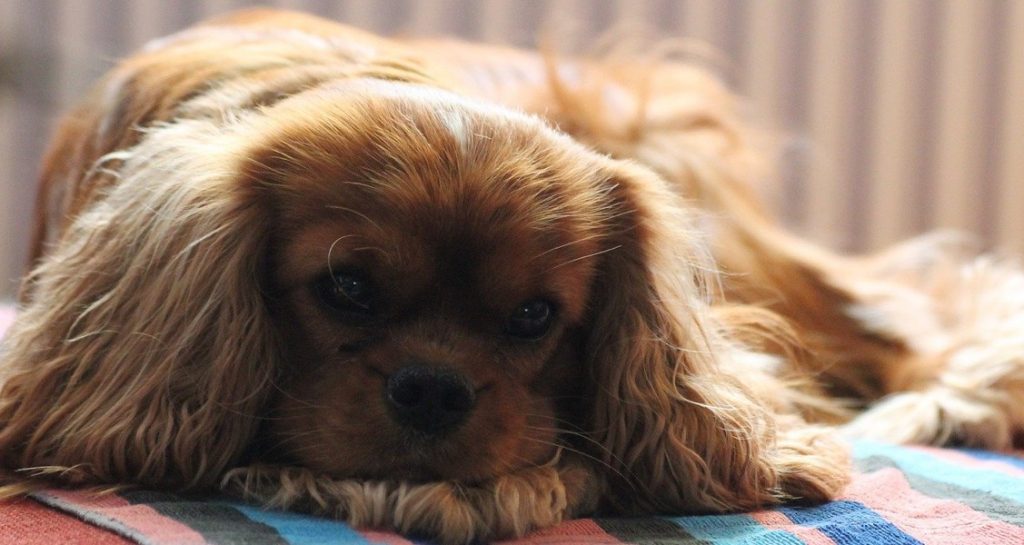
0,121,280,493
582,161,848,513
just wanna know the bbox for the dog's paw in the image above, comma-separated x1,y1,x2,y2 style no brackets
386,467,567,544
221,460,600,545
771,424,851,503
842,388,1013,449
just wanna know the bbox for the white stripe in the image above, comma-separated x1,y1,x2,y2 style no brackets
865,0,927,250
805,0,858,249
932,0,990,233
996,1,1024,257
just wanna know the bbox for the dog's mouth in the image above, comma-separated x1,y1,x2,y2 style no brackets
347,434,512,483
362,460,453,483
304,418,565,485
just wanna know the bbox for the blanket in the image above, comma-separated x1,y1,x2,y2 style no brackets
2,304,1023,545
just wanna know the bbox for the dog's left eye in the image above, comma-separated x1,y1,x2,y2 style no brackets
505,299,556,340
315,271,374,314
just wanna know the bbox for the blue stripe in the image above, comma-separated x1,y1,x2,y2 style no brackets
779,500,922,545
668,513,805,544
954,448,1024,471
225,502,373,545
855,441,1024,503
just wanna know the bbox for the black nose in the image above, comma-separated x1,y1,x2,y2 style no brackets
385,365,476,435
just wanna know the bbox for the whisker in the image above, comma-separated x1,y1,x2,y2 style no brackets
267,379,333,411
528,232,605,263
521,415,638,486
547,245,622,271
325,204,384,233
516,435,632,485
326,235,356,281
522,420,626,468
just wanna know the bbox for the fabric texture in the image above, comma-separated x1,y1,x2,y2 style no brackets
2,304,1023,545
11,444,1024,545
0,498,132,545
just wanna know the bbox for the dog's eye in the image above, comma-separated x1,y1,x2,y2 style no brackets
505,299,556,340
315,271,374,314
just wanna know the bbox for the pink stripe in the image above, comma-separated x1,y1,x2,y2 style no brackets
497,519,621,544
843,468,1024,544
46,490,208,545
749,510,836,545
908,445,1024,478
359,531,417,545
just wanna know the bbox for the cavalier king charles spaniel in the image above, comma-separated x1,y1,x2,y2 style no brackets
2,8,1024,544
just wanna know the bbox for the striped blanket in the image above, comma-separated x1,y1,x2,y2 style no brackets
2,307,1023,544
5,443,1023,545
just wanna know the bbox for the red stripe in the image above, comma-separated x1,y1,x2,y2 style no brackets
0,498,131,545
359,530,418,545
46,490,209,545
497,519,622,544
843,468,1024,544
360,518,624,545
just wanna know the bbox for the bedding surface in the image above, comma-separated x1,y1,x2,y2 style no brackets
2,304,1023,545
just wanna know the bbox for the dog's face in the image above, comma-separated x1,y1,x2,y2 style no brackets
249,82,612,482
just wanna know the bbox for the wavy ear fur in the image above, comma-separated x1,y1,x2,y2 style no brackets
0,119,277,492
586,161,848,514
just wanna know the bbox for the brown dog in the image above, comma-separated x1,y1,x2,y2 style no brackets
2,9,1022,544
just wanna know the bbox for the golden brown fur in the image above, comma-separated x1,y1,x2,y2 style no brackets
3,9,1024,544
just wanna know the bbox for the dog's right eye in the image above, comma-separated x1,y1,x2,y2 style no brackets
505,299,556,340
315,271,374,315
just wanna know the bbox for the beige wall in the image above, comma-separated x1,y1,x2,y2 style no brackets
2,0,1022,298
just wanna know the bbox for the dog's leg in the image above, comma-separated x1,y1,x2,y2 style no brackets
220,454,601,545
623,83,1024,448
834,234,1024,448
678,160,1024,449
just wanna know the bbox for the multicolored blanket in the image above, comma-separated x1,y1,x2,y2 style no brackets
8,442,1023,545
2,305,1023,544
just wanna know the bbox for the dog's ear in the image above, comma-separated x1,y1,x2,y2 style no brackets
0,121,278,492
584,161,848,513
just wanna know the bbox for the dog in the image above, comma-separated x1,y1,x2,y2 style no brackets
2,8,1023,544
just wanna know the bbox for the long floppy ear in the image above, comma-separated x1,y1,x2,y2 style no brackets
0,120,278,492
585,161,848,514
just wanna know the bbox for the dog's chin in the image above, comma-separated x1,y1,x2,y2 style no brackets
313,439,558,484
269,414,563,485
358,454,500,484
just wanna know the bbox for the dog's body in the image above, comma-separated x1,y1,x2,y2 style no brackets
3,9,1024,544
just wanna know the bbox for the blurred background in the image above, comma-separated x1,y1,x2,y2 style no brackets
0,0,1022,299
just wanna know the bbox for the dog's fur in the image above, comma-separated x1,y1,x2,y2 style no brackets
2,9,1024,544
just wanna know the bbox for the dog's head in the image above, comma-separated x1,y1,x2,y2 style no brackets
250,82,612,483
0,75,838,512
